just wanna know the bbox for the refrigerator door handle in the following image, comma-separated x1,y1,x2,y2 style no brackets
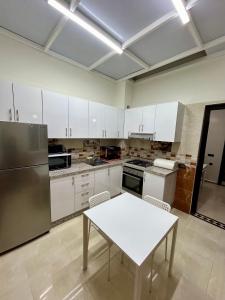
16,109,19,122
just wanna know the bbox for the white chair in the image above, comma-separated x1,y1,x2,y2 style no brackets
88,191,112,281
143,195,171,292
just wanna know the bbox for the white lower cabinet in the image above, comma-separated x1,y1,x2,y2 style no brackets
50,176,75,222
109,165,122,197
94,165,122,197
142,172,177,205
74,172,94,211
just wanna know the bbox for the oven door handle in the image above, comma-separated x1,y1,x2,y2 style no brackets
123,172,143,180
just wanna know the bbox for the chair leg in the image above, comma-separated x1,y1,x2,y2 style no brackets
121,252,124,264
149,251,155,293
165,236,168,261
107,247,111,281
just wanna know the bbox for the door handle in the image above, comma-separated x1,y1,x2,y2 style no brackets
16,109,19,122
9,108,12,121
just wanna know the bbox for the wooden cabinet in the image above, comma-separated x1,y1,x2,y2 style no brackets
42,90,69,138
13,83,43,124
109,165,122,197
0,80,14,122
68,96,89,138
154,102,184,142
50,176,75,222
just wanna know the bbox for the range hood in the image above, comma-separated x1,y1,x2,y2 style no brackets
128,133,154,140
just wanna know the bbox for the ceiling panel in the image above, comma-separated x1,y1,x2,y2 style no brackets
51,21,112,67
129,18,196,65
78,0,175,42
191,0,225,43
206,42,225,55
0,0,62,46
95,54,143,79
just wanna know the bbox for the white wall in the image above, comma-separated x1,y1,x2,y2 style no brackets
132,54,225,107
204,110,225,183
0,34,122,107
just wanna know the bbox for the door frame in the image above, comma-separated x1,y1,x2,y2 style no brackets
218,141,225,185
191,102,225,214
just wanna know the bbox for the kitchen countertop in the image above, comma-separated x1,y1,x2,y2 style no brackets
145,166,177,177
49,159,123,179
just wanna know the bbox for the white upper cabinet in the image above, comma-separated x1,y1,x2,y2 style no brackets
42,90,69,139
142,105,156,134
89,101,105,138
117,108,125,138
154,102,184,142
0,80,14,122
104,105,117,138
124,105,155,137
68,97,89,138
13,83,43,124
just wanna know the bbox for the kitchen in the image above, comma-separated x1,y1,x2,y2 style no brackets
1,0,225,299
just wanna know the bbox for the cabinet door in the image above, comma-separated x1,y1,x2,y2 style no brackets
117,109,124,138
94,168,110,195
50,176,75,221
0,80,14,122
110,165,122,197
142,172,164,201
13,83,43,124
124,107,142,138
104,105,117,138
142,105,156,134
69,97,89,138
43,90,69,138
89,101,105,138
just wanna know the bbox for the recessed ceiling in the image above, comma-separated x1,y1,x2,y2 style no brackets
0,0,61,46
129,18,196,65
0,0,225,81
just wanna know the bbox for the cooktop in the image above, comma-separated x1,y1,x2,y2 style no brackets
126,159,153,168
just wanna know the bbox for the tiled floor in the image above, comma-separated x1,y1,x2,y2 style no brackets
0,209,225,300
198,181,225,224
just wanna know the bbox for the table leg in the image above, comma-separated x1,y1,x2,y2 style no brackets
83,214,88,271
168,221,178,277
133,265,142,300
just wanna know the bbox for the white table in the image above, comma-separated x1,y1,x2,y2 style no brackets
83,193,178,300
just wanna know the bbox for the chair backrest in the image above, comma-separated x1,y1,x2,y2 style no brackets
89,191,111,208
143,195,171,212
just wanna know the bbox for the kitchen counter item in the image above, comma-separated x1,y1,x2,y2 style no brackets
153,158,178,170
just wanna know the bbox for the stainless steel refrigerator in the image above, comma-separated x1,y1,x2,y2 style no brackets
0,122,51,254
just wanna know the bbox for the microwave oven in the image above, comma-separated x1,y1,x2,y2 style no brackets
48,153,72,171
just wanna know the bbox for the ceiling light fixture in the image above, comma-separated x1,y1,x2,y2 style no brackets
171,0,190,24
48,0,123,54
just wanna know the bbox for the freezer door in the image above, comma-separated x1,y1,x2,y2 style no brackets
0,122,48,170
0,164,51,253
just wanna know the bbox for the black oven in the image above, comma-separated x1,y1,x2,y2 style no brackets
48,153,71,171
122,166,143,197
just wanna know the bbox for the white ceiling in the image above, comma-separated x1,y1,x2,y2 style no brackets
0,0,225,80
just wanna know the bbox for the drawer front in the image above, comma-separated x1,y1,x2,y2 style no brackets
75,189,94,211
75,180,94,193
75,172,94,183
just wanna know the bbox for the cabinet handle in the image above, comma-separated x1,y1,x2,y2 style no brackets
102,130,104,138
105,130,107,138
70,128,72,137
81,192,89,197
16,109,19,122
142,125,144,132
81,183,89,187
72,177,75,185
81,174,89,177
81,201,89,206
138,125,141,132
117,130,119,138
108,168,110,176
66,128,68,137
9,108,12,121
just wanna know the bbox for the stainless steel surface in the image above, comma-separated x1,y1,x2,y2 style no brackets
0,164,50,253
128,132,154,140
123,166,144,178
0,122,50,254
0,122,48,170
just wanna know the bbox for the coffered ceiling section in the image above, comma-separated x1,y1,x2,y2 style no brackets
0,0,225,80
